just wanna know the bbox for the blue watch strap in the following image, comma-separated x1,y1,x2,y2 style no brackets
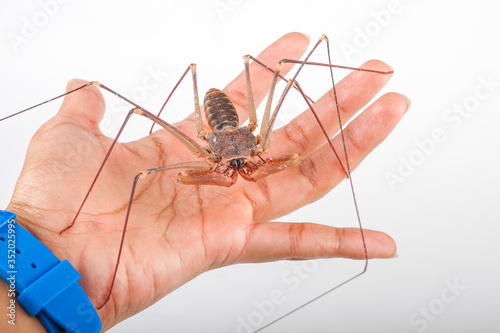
0,210,101,332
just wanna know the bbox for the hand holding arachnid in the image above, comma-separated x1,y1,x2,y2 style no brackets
5,32,407,330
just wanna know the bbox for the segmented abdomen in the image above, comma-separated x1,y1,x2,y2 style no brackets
204,88,239,130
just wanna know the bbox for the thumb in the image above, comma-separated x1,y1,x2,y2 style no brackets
57,79,106,134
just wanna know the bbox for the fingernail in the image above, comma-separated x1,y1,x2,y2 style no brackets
401,94,411,113
391,252,399,258
302,33,312,43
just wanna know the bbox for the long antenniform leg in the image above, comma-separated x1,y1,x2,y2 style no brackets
6,76,216,236
98,160,211,309
246,35,394,332
57,81,214,235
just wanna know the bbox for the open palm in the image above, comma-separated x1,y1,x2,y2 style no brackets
6,33,406,331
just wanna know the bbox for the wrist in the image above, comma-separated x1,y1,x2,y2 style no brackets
0,210,102,332
0,278,45,332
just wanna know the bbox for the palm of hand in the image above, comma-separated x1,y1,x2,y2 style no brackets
9,107,264,325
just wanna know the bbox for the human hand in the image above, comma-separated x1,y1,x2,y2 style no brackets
6,32,406,330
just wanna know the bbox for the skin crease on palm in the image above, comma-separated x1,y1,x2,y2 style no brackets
3,32,408,331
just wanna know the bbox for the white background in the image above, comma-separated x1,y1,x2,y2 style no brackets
1,1,499,332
